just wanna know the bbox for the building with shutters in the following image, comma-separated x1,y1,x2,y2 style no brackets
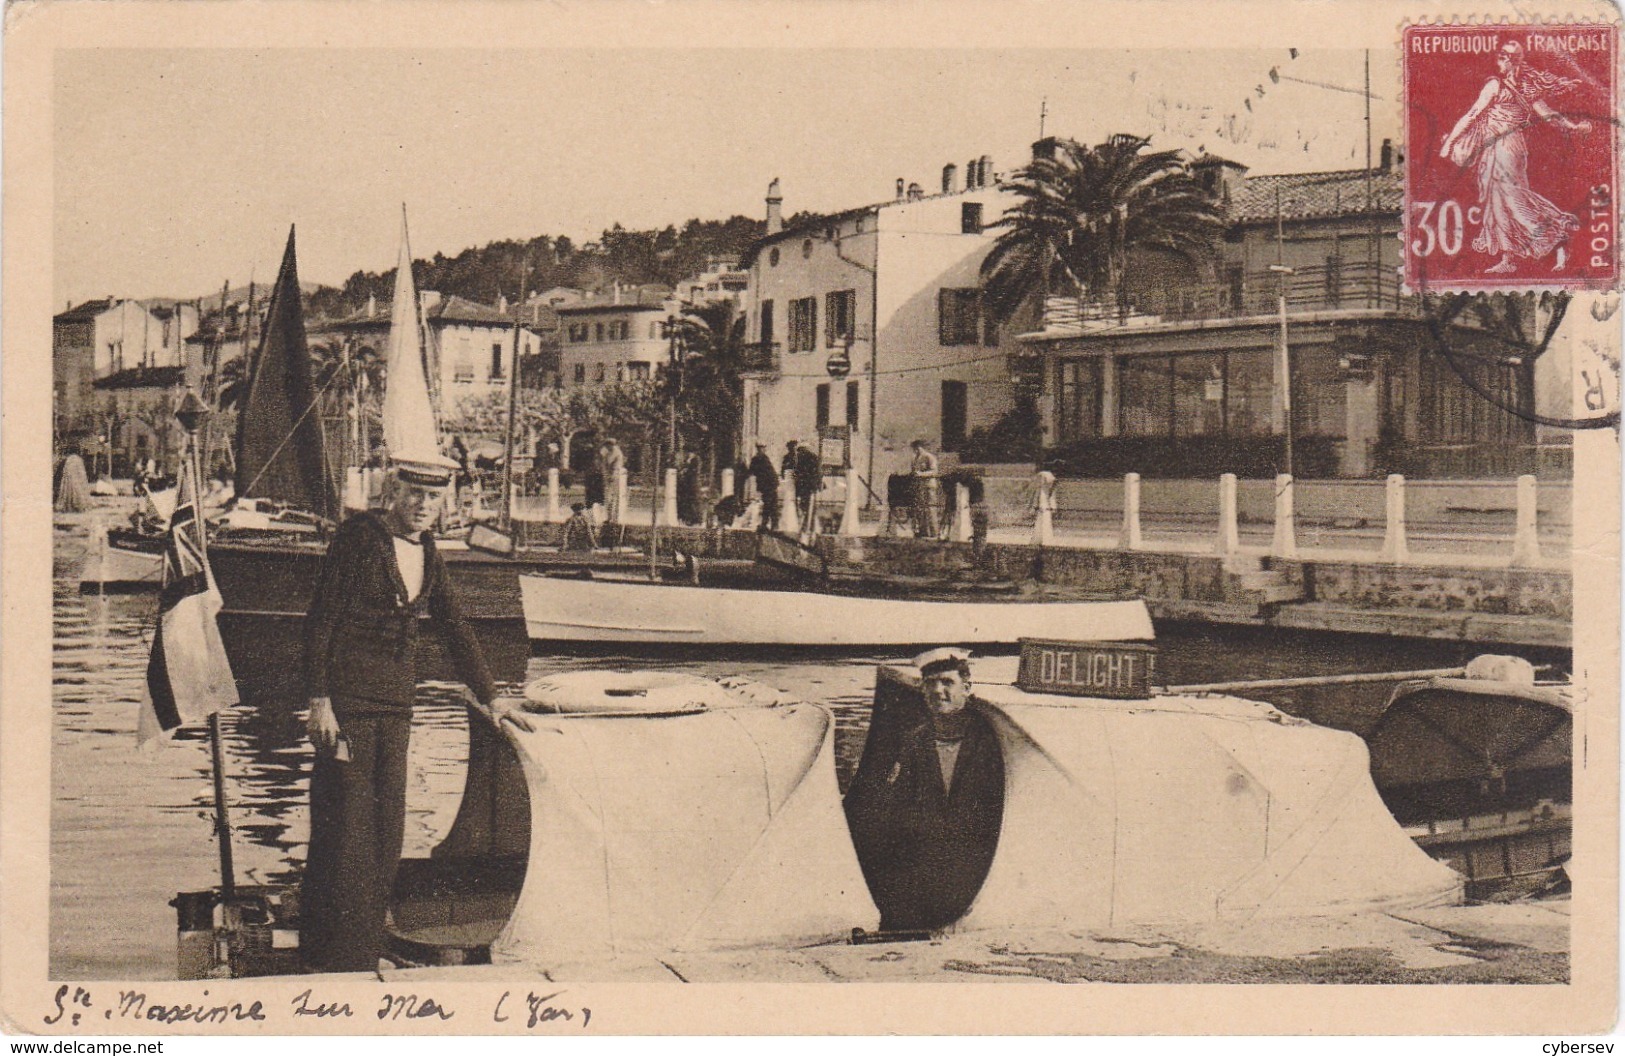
737,159,1018,493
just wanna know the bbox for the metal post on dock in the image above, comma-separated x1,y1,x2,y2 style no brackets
1380,473,1410,563
1271,473,1298,559
547,467,561,523
840,467,862,536
1120,472,1143,550
1216,473,1240,558
1510,474,1541,566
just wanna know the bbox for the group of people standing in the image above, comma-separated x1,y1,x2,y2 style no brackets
744,439,821,533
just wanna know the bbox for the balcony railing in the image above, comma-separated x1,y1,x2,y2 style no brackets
740,340,781,373
1042,261,1409,331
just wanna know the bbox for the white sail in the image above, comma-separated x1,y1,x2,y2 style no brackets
381,206,439,460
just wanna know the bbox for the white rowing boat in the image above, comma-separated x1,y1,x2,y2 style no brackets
518,572,1157,646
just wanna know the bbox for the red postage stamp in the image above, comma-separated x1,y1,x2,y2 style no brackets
1403,22,1619,291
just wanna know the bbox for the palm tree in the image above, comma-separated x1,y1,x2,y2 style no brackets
670,299,748,471
980,134,1224,324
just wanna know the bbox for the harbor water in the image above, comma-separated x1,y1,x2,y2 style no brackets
49,520,1569,979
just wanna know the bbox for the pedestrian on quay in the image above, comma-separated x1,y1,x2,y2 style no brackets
299,452,532,974
909,439,940,540
562,501,598,551
748,442,780,533
584,441,607,523
677,451,703,527
784,439,821,531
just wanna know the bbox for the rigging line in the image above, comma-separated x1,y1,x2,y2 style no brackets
235,360,352,503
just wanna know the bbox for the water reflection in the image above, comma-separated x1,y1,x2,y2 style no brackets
50,521,1568,979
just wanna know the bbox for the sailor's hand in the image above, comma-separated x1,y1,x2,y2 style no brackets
307,697,341,751
476,695,535,733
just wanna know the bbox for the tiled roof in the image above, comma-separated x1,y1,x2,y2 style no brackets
55,299,115,324
428,294,511,326
1230,167,1403,223
557,287,673,313
92,365,185,391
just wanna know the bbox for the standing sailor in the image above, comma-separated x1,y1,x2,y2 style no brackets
299,452,529,973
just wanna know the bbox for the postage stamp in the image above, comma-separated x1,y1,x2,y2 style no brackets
1403,22,1619,292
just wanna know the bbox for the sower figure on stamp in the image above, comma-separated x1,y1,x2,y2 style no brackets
299,452,531,973
1439,39,1591,275
844,648,1005,933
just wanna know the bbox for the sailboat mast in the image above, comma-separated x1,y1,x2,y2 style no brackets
499,256,530,532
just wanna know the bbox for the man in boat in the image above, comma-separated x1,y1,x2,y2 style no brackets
844,647,1005,933
299,452,530,973
747,442,780,533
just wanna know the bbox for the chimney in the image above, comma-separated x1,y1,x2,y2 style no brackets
966,159,979,188
896,178,906,200
1379,138,1393,172
765,178,783,235
907,182,923,201
498,293,508,314
979,155,993,186
942,163,959,195
1032,137,1059,162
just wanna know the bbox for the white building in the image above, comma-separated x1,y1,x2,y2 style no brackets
738,160,1016,490
676,258,750,309
555,284,677,389
54,297,199,439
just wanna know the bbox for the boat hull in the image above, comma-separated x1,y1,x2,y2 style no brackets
520,573,1155,646
79,533,164,592
208,538,533,702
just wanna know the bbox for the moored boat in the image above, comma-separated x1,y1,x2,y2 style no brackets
518,571,1155,647
1365,655,1572,901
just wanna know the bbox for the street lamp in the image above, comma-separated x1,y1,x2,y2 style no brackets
1267,264,1295,480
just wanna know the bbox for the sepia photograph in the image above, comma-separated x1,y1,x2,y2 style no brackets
3,0,1619,1037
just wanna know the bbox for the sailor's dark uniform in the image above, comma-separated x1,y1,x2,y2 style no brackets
844,703,1005,932
299,510,495,972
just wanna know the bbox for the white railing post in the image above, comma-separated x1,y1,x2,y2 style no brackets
1271,473,1298,559
614,465,629,523
779,470,800,535
662,467,679,526
720,467,735,506
952,483,972,543
1215,473,1240,557
1380,474,1410,563
1032,470,1055,546
1120,472,1143,550
840,467,862,536
546,467,561,522
1511,474,1541,566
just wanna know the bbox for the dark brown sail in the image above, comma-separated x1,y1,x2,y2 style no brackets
234,226,337,519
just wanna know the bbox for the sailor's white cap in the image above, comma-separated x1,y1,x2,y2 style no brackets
915,646,971,676
391,450,459,487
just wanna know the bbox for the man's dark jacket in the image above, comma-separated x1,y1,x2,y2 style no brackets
748,453,780,497
844,704,1005,931
303,510,496,713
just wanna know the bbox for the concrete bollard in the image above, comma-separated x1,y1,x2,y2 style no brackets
614,466,629,521
1215,473,1240,557
1120,472,1143,550
952,483,972,543
1271,474,1298,559
546,467,562,522
720,467,735,502
1380,474,1410,563
662,468,679,526
779,470,800,535
840,467,862,536
1032,470,1056,546
1511,474,1541,566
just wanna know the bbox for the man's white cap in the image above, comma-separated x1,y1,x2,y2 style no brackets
392,449,459,487
915,646,971,676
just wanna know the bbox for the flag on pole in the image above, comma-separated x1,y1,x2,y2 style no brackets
137,460,239,747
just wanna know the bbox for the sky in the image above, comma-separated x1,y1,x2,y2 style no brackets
53,46,1400,307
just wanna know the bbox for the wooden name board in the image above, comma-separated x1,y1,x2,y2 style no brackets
1017,639,1156,700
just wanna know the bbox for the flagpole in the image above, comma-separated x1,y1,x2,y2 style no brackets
177,390,236,902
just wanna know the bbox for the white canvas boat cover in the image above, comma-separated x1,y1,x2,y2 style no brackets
488,673,876,965
929,664,1463,930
